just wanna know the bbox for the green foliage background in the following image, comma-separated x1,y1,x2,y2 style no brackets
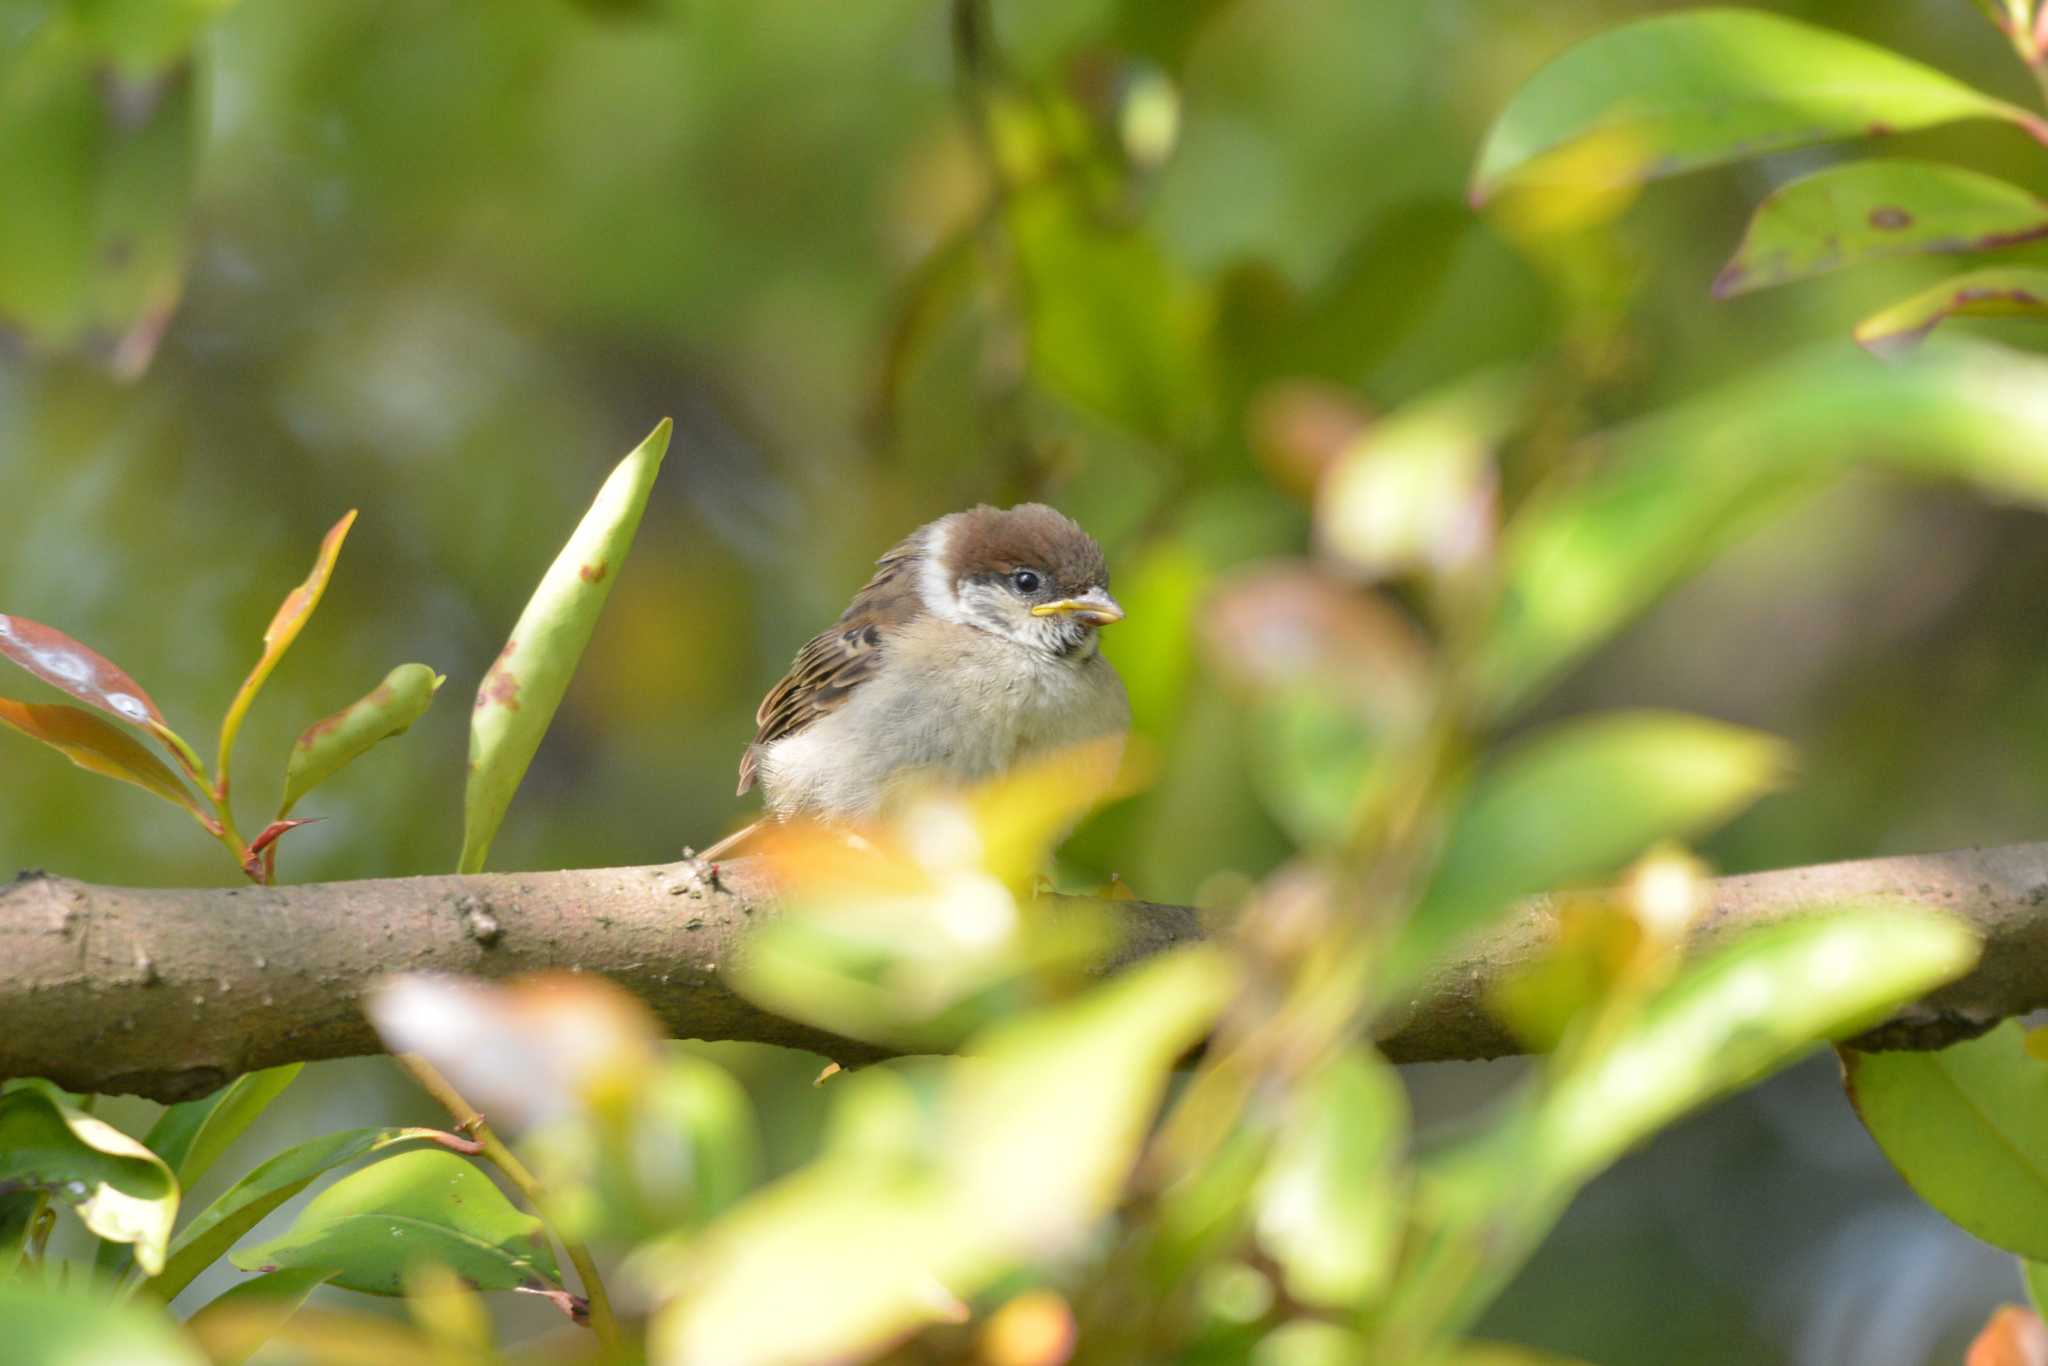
7,0,2048,1361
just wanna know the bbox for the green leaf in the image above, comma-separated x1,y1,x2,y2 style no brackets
1853,267,2048,357
145,1126,453,1303
460,419,671,873
1716,161,2048,298
217,511,358,794
1844,1020,2048,1259
0,20,197,377
1389,711,1790,989
1254,1048,1408,1308
0,1077,178,1276
649,947,1235,1366
1478,341,2048,714
230,1148,560,1297
0,699,210,828
0,1279,206,1366
71,0,241,81
186,1267,337,1366
280,663,443,815
100,1064,302,1282
1471,10,2042,205
2028,1259,2048,1318
0,1191,38,1279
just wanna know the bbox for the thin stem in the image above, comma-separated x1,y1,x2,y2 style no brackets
395,1053,620,1348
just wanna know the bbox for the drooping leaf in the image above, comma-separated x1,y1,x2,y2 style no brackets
0,613,171,731
1471,10,2041,205
145,1126,459,1303
0,699,210,827
185,1267,338,1366
217,511,358,791
1844,1020,2048,1260
230,1148,561,1297
1254,1048,1408,1308
1389,711,1790,989
1716,161,2048,297
279,662,443,814
0,1077,178,1276
1478,341,2048,714
1854,267,2048,357
0,1279,206,1366
460,419,672,873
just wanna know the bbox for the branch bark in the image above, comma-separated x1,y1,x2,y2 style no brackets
6,841,2047,1102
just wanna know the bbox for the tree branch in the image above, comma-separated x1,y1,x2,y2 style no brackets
6,842,2047,1102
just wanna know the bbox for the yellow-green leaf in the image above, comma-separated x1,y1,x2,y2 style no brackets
0,1077,178,1276
281,663,443,814
0,698,210,827
1854,267,2048,357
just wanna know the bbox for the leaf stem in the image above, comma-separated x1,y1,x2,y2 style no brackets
394,1053,620,1348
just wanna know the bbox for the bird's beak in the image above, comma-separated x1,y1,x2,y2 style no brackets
1031,587,1125,626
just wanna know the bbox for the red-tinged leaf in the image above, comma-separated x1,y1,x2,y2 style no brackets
0,698,214,829
0,613,169,730
240,818,320,879
1970,1306,2048,1366
1854,267,2048,357
217,511,358,789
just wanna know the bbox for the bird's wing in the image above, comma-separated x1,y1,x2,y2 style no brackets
738,533,928,795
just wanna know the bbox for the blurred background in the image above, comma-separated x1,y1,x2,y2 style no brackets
5,0,2046,1360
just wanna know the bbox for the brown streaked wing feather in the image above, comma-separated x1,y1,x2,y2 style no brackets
737,534,928,795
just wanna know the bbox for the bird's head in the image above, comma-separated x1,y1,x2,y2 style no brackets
921,503,1123,659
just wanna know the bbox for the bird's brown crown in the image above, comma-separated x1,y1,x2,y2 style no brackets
946,503,1108,593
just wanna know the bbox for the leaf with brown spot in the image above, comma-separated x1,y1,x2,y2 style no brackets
279,663,442,815
0,698,214,830
216,511,358,797
1854,267,2048,357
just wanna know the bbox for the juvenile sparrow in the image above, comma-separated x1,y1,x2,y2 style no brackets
736,503,1129,824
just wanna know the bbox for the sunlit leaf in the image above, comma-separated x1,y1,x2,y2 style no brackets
0,1077,177,1276
280,663,443,814
1254,1047,1407,1308
1716,161,2048,297
1390,711,1791,989
186,1267,338,1366
231,1148,561,1296
1854,267,2048,357
1479,341,2048,714
1844,1020,2048,1259
0,699,209,826
145,1126,459,1303
1471,10,2041,205
460,419,672,873
0,1279,206,1366
0,613,171,731
217,511,358,794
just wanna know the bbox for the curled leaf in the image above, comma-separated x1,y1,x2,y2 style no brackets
461,419,672,873
217,510,358,791
0,698,212,828
1854,267,2048,357
0,1078,178,1276
280,662,443,814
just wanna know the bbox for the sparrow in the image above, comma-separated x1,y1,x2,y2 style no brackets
735,503,1129,825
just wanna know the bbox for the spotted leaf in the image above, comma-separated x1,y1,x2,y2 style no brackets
0,613,169,730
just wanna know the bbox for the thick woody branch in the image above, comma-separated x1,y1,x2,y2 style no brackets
5,842,2047,1102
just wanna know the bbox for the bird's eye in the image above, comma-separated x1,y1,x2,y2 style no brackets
1010,569,1042,595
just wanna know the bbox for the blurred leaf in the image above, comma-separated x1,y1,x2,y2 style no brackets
0,1192,34,1279
1389,711,1790,989
1969,1306,2048,1366
1252,1320,1370,1366
403,1262,495,1354
218,511,358,793
2029,1260,2048,1319
648,947,1234,1366
368,971,664,1131
1314,370,1520,580
71,0,239,79
1715,161,2048,298
1854,267,2048,357
231,1148,561,1296
1441,1346,1600,1366
460,418,672,874
1479,342,2048,714
1844,1020,2048,1259
0,18,196,376
0,699,209,826
280,663,443,815
1254,1047,1407,1308
146,1126,458,1303
1470,10,2039,205
100,1064,303,1282
1487,899,1644,1052
186,1267,338,1366
0,1076,177,1276
0,612,172,732
980,1289,1077,1366
0,1279,206,1366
